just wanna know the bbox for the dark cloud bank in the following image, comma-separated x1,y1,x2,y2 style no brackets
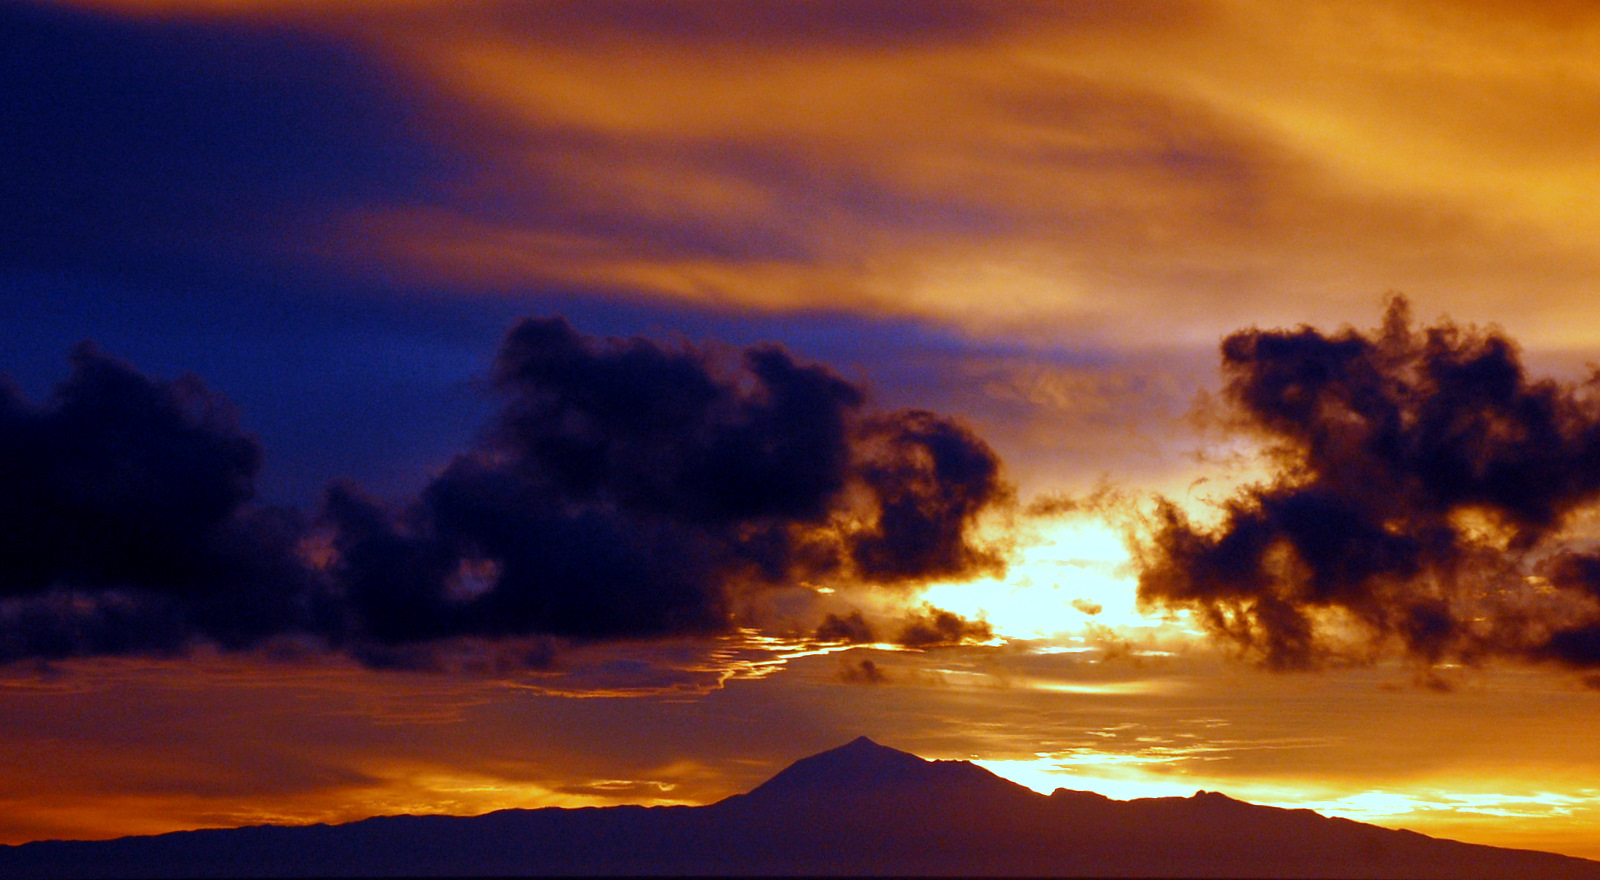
26,294,1600,681
1138,297,1600,674
815,606,994,648
0,321,1006,668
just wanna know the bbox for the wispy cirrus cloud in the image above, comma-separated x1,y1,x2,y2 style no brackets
30,0,1600,349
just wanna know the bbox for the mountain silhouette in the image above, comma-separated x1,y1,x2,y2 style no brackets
5,736,1599,878
739,734,1034,805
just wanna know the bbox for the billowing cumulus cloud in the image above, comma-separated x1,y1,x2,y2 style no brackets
0,323,1009,665
325,318,1009,648
1137,297,1600,671
0,345,323,661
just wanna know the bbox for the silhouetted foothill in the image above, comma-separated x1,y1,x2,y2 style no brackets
1138,296,1600,671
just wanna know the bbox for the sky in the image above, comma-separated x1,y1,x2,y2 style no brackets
8,0,1600,862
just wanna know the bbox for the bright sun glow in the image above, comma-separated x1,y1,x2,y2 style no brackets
973,757,1206,801
920,519,1150,639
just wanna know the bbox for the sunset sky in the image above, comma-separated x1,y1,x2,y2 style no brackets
10,0,1600,863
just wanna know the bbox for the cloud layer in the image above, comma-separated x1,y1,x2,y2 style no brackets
328,318,1008,651
22,0,1600,353
0,323,1009,666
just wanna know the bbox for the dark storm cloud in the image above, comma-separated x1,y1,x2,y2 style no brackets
326,318,1010,647
325,473,734,645
894,605,994,647
851,412,1010,582
486,317,863,527
1137,297,1600,670
0,2,447,283
0,344,258,597
813,606,993,648
816,611,876,644
0,319,1011,665
0,346,322,661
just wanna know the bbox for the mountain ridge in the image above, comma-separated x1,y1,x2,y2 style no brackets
731,734,1037,807
4,736,1598,878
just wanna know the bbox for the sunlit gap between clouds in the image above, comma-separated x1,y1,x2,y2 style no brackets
918,516,1201,647
501,514,1206,698
901,516,1600,845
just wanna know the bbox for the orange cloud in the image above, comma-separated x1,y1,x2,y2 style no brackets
348,2,1600,348
42,0,1600,350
